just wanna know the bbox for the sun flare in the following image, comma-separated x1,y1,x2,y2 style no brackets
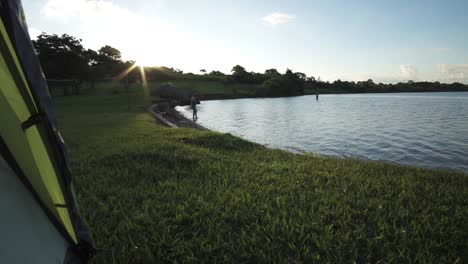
135,58,154,67
133,51,157,67
116,62,148,89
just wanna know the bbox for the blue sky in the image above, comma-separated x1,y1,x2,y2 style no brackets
23,0,468,83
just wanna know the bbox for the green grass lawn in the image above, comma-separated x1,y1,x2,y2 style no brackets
48,79,257,101
148,80,257,96
145,80,257,100
53,82,468,263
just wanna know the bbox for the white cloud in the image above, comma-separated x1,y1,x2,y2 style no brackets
399,64,418,79
437,64,449,74
262,12,296,26
28,27,42,40
41,0,83,20
437,64,468,83
38,0,240,70
40,0,176,64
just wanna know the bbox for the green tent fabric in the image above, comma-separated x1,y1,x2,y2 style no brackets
0,0,94,263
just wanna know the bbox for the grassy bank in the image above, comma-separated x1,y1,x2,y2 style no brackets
151,80,257,97
48,79,258,100
53,82,467,263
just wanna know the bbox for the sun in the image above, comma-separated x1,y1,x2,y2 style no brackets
134,52,156,67
116,62,148,89
135,58,153,67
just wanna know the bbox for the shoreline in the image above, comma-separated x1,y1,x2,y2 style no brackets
151,102,467,175
148,103,209,130
155,90,468,110
148,97,467,174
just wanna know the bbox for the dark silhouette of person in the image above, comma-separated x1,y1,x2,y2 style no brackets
191,94,198,121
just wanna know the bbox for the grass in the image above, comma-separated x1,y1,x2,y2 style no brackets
149,80,257,96
148,80,258,100
48,79,257,101
53,82,468,263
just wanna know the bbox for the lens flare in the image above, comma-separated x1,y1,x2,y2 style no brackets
116,63,148,90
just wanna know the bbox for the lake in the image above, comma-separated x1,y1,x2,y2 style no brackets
176,92,468,173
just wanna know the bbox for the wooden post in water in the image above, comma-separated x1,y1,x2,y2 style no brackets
316,87,319,100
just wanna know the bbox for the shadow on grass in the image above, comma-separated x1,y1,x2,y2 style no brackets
85,151,200,183
179,133,257,153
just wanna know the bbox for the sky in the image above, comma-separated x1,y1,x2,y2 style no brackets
22,0,468,83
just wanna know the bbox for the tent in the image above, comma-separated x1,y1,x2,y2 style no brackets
0,0,94,263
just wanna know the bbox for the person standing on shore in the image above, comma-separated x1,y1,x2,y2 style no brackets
191,94,198,121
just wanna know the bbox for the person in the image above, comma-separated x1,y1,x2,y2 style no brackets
191,94,198,121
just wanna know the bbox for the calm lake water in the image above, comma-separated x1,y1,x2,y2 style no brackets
176,92,468,173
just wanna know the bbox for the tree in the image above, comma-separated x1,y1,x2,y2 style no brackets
284,69,305,95
33,33,88,79
97,45,121,63
231,65,247,82
95,45,124,77
264,68,281,79
200,69,206,74
294,72,307,81
258,68,305,97
84,49,99,65
209,70,225,77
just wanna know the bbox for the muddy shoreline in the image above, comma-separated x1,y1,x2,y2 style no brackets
148,102,208,130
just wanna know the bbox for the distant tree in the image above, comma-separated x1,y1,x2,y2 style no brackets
84,49,99,65
304,76,317,90
82,49,101,87
259,77,288,97
97,45,122,63
259,68,305,97
160,66,177,72
145,66,179,81
249,72,266,84
33,33,468,96
94,45,124,76
294,72,307,81
208,70,225,77
285,69,305,95
264,68,281,79
33,33,88,79
231,65,248,82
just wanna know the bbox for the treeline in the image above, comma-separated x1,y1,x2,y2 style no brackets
314,79,468,94
33,33,468,97
33,33,135,83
